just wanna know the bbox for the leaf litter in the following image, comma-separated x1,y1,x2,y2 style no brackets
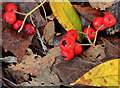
2,1,120,87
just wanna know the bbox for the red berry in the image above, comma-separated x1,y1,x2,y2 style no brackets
103,13,116,27
5,3,17,12
66,30,78,39
93,17,106,31
61,50,74,61
3,48,7,53
13,20,24,30
3,12,16,24
63,35,75,42
83,27,96,40
59,37,75,52
25,24,36,36
74,43,82,55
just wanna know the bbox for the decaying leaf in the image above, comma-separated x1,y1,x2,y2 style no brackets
50,1,82,42
80,45,105,62
19,2,47,27
73,5,104,22
101,38,120,59
54,56,98,85
89,1,115,10
70,59,119,86
7,47,61,85
43,21,55,45
2,21,32,62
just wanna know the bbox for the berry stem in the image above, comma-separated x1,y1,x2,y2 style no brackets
30,14,35,27
14,11,27,15
18,0,46,33
93,24,104,45
85,25,96,48
76,44,91,46
77,31,85,35
18,14,28,33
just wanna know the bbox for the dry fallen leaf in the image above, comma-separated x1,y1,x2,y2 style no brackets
70,59,119,86
55,56,98,85
43,21,55,45
80,45,105,62
101,38,120,59
2,21,32,62
73,5,104,22
7,47,61,85
89,1,115,10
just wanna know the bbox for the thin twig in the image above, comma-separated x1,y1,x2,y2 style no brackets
42,5,47,21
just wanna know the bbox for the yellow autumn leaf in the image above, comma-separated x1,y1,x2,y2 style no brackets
50,0,82,42
70,59,120,87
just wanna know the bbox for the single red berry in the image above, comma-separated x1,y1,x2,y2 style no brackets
66,30,78,39
59,37,75,52
61,50,74,61
83,27,96,40
74,42,82,55
103,13,116,27
93,17,106,31
63,35,75,42
25,24,36,36
3,12,16,24
5,3,17,12
13,20,24,30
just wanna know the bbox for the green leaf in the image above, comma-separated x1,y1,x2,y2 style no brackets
50,0,82,42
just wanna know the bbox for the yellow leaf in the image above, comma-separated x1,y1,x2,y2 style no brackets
50,0,82,42
70,59,120,87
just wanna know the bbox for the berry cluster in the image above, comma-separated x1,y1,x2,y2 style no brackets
59,30,82,61
3,3,36,36
83,12,116,40
60,13,116,61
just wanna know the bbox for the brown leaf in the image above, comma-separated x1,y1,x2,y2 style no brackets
2,21,32,62
43,21,55,45
7,47,61,85
89,1,115,10
19,2,47,27
80,45,105,62
55,57,98,85
101,38,120,59
73,5,104,22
